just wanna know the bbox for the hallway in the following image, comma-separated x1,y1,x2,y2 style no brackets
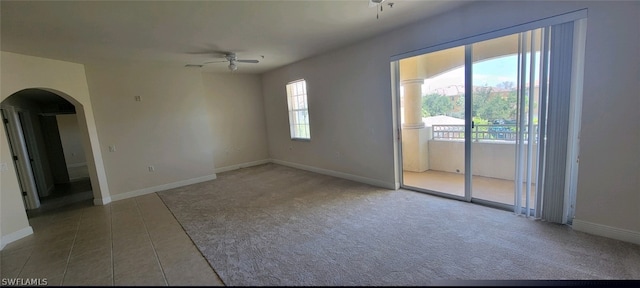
27,178,93,218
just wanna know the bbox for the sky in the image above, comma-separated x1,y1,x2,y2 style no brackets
421,53,541,95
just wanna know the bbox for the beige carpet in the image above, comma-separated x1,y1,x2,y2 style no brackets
157,163,640,286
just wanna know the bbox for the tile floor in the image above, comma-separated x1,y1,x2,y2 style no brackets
1,193,224,286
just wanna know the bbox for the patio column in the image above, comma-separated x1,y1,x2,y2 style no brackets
401,79,429,172
402,79,425,129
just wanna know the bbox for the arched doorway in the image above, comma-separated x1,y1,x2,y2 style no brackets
1,88,104,214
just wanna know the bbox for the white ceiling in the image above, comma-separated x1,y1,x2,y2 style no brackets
1,1,469,74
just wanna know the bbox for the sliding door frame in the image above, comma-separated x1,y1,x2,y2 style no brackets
392,9,587,218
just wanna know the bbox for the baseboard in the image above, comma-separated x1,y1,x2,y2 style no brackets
214,159,271,174
271,159,396,190
67,162,87,168
572,219,640,245
110,174,217,202
0,226,34,251
94,196,111,206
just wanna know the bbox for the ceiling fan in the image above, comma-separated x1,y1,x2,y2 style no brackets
368,0,385,7
369,0,394,19
186,52,260,71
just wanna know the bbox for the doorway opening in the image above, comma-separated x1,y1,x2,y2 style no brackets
1,89,94,216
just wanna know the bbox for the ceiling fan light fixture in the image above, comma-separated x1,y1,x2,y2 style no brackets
190,52,259,71
369,0,385,7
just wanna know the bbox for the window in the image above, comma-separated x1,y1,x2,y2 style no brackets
286,79,311,140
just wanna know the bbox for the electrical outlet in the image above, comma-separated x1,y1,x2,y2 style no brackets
0,162,8,172
134,95,141,102
148,166,155,172
109,145,116,152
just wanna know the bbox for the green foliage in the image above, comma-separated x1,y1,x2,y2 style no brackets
421,93,453,117
472,85,517,121
472,117,489,125
420,81,522,123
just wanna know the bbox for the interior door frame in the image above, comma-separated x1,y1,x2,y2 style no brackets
15,108,49,198
1,106,41,209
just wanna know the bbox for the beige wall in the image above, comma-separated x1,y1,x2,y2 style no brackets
84,62,216,197
263,1,639,237
0,51,109,243
262,43,395,186
0,120,28,242
201,73,269,170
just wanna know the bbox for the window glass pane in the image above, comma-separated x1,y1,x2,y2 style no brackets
295,111,307,124
286,79,310,139
297,96,305,109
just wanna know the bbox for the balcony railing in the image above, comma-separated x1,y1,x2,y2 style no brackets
432,124,538,142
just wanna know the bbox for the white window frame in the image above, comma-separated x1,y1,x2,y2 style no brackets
286,79,311,140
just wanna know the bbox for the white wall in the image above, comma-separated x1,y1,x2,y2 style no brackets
201,73,269,171
428,140,537,182
263,1,639,240
84,62,217,198
1,51,109,246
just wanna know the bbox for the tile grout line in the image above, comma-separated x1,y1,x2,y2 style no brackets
59,208,84,286
8,217,45,279
14,243,35,278
134,197,169,286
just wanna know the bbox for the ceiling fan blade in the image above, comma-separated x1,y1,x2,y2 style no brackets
236,60,259,63
203,60,228,64
188,51,226,58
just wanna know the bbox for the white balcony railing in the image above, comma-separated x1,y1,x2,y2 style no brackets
432,124,538,142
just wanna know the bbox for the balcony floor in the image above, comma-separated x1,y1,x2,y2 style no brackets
403,170,536,207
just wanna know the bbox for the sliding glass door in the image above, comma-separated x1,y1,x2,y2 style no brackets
398,31,538,206
469,30,544,211
469,33,521,206
399,45,466,200
395,11,585,222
